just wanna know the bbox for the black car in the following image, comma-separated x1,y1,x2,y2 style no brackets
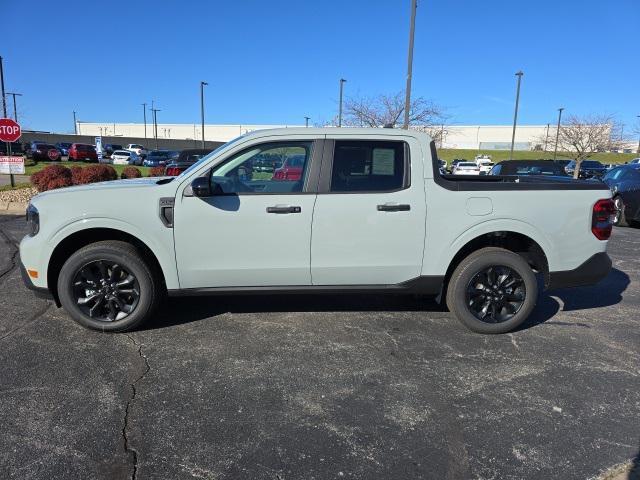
564,160,607,178
55,142,72,156
602,164,640,227
164,148,214,176
27,142,61,161
489,160,568,176
103,144,123,157
143,150,173,167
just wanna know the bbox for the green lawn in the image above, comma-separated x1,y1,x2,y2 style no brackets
437,149,637,166
24,161,153,177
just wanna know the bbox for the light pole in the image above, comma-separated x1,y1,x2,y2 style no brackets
403,0,418,130
0,56,14,187
151,108,161,150
543,123,550,152
553,107,564,160
200,81,208,148
636,115,640,154
304,116,310,127
73,111,77,134
142,103,147,140
509,71,524,160
5,92,21,121
338,78,346,127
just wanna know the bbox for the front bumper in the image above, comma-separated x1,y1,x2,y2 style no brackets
19,258,53,301
547,252,612,290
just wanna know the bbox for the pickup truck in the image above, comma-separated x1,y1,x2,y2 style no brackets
19,128,615,334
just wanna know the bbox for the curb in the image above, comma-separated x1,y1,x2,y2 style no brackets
0,201,28,215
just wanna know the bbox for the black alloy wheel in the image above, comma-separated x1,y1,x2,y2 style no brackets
72,260,140,322
465,266,526,323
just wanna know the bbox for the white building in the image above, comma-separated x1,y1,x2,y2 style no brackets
77,122,556,150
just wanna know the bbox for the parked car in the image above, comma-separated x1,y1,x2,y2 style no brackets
125,144,148,158
103,144,123,157
554,159,572,168
602,164,640,227
164,148,214,176
68,143,98,162
20,128,614,335
143,150,172,167
448,158,467,173
273,154,306,181
476,159,494,175
564,160,607,178
28,142,61,161
111,150,139,166
628,158,640,165
55,142,72,156
489,160,569,177
451,161,480,175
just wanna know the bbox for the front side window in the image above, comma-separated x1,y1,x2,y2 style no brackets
330,141,406,192
210,141,312,194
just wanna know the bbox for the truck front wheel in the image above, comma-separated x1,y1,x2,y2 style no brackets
446,247,538,334
57,241,161,332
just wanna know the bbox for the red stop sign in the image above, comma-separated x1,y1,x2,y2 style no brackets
0,118,21,142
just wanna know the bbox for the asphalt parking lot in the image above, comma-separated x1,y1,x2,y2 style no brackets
0,214,638,480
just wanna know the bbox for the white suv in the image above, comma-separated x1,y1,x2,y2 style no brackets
125,144,148,158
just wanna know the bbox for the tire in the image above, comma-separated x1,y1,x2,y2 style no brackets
613,196,628,227
446,247,538,334
57,241,161,332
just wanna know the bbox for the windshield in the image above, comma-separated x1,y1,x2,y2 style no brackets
178,135,247,178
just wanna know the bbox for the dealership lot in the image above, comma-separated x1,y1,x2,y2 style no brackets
0,214,638,479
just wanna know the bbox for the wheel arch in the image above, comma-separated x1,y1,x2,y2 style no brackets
47,227,167,306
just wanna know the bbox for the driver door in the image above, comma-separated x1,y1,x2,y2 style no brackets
174,138,323,289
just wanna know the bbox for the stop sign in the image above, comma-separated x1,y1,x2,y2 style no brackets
0,118,21,143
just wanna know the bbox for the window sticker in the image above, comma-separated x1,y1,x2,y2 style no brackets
372,148,395,175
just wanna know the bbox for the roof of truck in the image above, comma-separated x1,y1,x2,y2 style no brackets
243,127,433,141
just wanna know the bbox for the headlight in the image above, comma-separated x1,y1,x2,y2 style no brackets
26,204,39,236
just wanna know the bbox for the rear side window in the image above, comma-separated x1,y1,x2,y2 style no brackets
330,141,406,192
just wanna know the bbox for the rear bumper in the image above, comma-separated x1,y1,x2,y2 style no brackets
547,252,611,290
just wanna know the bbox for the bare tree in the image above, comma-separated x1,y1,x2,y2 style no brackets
554,114,624,179
343,91,445,130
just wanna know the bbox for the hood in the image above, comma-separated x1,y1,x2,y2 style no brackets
34,177,172,200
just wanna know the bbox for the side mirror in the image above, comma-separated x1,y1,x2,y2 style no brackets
191,177,211,197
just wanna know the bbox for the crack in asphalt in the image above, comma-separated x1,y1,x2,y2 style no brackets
122,333,151,480
0,224,19,284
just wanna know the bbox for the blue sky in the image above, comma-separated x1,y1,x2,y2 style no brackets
4,0,639,133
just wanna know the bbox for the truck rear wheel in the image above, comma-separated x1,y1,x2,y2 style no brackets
57,241,161,332
446,247,538,334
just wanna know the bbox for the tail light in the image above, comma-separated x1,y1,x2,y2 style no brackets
165,167,181,176
592,198,616,240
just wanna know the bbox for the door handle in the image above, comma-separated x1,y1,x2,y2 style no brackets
266,205,302,214
377,203,410,212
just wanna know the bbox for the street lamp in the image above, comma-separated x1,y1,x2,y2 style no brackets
304,116,310,127
636,115,640,155
73,111,77,134
543,123,550,152
403,0,418,130
151,107,161,150
5,92,22,121
200,81,208,148
509,71,524,160
142,103,147,139
553,107,564,160
338,78,347,127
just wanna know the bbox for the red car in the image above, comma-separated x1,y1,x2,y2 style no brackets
272,155,306,181
68,143,98,162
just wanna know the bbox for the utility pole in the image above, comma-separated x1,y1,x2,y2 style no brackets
200,81,208,148
637,115,640,154
0,56,14,187
553,107,564,160
543,123,550,152
304,116,310,127
403,0,418,130
142,103,147,140
6,92,21,121
151,107,160,150
338,78,346,127
509,71,524,160
73,111,77,134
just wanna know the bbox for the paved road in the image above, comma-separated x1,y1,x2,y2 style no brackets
0,215,638,479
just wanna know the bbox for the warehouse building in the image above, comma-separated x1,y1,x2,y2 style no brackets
77,122,556,150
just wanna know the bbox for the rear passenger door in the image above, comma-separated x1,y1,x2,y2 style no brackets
311,137,426,285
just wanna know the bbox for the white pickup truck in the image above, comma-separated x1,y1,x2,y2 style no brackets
19,128,615,334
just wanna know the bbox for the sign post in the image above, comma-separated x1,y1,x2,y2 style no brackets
0,117,22,187
95,136,103,163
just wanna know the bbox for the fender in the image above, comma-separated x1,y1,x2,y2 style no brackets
47,217,180,290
